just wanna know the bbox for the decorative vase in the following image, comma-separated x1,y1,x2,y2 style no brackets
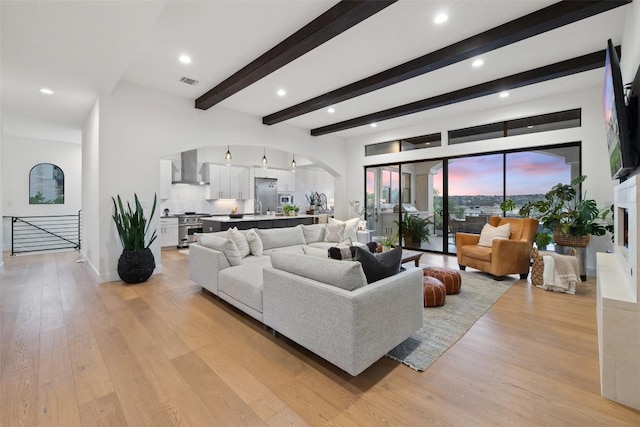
289,211,296,217
117,248,155,284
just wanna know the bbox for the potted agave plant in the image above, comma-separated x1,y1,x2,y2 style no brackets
112,193,157,284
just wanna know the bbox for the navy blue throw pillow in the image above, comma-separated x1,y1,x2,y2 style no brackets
354,246,402,283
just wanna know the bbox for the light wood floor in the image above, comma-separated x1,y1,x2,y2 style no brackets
1,250,640,426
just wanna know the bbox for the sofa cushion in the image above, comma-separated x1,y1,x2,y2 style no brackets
199,234,242,266
478,223,511,247
226,227,250,258
219,263,269,313
245,229,263,256
263,244,305,256
354,246,402,284
324,223,345,243
302,224,326,243
302,245,329,258
329,217,360,241
257,225,306,250
461,244,492,262
270,252,367,291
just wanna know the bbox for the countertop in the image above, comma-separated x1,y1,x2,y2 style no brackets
202,214,315,222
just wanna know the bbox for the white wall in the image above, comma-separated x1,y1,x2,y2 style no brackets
345,84,614,275
92,81,346,282
1,135,82,251
81,100,100,280
2,135,82,216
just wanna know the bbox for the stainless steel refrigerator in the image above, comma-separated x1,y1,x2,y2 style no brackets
254,178,278,214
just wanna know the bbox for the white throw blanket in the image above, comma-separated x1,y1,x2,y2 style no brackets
539,252,580,294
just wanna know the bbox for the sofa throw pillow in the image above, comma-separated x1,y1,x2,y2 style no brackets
329,217,360,242
245,229,263,256
199,234,242,266
323,223,345,243
301,224,325,243
225,227,250,258
328,246,356,261
302,245,328,258
478,223,511,247
354,246,402,284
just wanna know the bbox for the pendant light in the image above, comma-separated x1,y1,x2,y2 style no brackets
261,147,268,169
224,145,232,166
290,153,297,172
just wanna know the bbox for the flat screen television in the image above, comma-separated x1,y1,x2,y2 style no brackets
603,39,638,179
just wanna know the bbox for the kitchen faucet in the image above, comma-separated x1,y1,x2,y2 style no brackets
254,199,262,215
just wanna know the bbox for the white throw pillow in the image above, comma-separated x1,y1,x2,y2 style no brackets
199,234,242,266
329,217,360,242
324,223,345,243
225,227,250,258
478,223,511,247
245,229,263,256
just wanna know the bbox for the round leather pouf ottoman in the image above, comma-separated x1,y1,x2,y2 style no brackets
423,267,462,295
423,276,446,307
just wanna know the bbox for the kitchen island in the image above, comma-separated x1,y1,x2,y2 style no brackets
202,214,315,232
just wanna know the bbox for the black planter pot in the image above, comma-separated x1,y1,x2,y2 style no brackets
117,248,155,284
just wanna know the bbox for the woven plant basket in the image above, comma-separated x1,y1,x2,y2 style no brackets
552,228,590,247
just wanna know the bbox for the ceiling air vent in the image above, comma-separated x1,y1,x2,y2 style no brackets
179,77,199,86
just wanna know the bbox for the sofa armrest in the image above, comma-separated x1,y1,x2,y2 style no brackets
262,267,423,376
189,243,231,295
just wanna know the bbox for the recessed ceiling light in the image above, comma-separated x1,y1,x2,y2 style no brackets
40,88,54,95
472,58,484,68
434,13,448,24
370,123,377,128
276,89,286,97
327,107,335,114
179,54,191,64
499,91,510,98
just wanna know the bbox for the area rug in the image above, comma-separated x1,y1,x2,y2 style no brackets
386,271,516,371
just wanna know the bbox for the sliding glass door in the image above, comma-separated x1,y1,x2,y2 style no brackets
364,143,580,255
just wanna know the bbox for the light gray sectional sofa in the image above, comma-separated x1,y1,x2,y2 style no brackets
189,223,424,376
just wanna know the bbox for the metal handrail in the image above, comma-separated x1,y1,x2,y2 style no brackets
11,210,81,255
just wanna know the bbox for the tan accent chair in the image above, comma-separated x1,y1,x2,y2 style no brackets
456,216,538,280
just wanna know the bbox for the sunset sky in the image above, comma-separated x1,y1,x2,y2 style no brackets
366,151,573,198
436,152,571,195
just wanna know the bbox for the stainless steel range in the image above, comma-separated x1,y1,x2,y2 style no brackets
177,212,209,248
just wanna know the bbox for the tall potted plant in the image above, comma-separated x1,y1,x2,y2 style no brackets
517,175,608,247
112,193,157,284
395,212,431,248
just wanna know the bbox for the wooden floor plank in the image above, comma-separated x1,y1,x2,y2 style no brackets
78,392,128,427
36,327,82,426
1,249,639,426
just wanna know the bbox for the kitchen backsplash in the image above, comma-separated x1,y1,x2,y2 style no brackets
160,185,249,215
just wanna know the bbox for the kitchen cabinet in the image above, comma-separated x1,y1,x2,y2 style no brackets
207,165,250,199
277,170,295,192
160,217,179,248
254,168,277,179
160,159,173,199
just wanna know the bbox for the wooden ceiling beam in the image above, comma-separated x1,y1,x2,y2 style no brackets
264,0,630,125
195,0,397,110
310,48,613,136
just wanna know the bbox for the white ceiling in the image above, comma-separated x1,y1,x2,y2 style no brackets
0,0,631,143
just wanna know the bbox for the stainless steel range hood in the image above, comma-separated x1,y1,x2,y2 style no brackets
172,149,210,185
